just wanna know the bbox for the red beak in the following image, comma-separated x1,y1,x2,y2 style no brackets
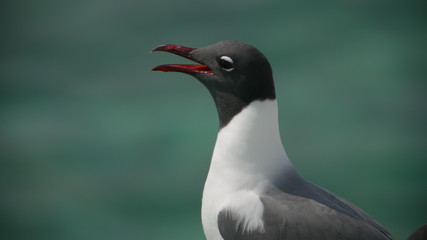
151,44,213,75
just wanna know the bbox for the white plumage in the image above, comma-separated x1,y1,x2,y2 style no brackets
202,100,293,240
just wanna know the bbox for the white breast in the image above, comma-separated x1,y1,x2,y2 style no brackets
201,99,293,240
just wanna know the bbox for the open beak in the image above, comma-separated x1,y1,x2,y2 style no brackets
151,44,213,75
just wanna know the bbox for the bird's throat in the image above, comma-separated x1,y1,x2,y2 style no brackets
210,99,293,177
213,92,249,129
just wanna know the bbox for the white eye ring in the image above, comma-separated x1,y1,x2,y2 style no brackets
218,56,234,72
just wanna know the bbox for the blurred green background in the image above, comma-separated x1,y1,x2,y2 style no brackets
1,0,426,239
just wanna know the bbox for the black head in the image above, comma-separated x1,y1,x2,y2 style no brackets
152,40,276,128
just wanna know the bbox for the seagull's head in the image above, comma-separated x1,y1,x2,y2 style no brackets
152,40,276,126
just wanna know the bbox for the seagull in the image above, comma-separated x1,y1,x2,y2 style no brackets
152,40,392,240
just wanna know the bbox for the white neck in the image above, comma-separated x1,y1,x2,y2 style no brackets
209,99,293,180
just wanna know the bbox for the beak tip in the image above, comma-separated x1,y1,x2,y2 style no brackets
151,44,201,74
150,44,168,53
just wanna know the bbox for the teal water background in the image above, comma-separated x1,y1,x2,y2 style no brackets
1,0,426,239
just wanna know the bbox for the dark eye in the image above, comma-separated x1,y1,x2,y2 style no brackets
218,56,234,72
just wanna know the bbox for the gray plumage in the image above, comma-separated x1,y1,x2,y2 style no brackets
218,176,392,240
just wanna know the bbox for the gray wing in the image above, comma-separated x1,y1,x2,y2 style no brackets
217,184,392,240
